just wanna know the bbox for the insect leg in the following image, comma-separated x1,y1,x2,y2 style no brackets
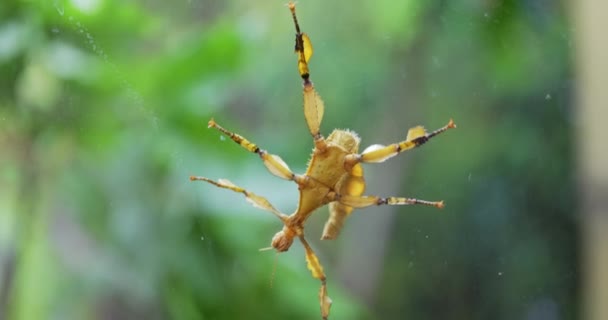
345,119,456,165
288,2,327,151
289,1,313,81
303,83,327,151
335,194,445,209
189,176,288,222
207,118,306,183
299,235,332,320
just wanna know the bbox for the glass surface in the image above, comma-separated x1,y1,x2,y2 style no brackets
0,1,596,319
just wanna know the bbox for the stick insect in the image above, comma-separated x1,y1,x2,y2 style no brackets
191,2,456,319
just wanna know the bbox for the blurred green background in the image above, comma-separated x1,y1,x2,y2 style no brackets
0,0,582,319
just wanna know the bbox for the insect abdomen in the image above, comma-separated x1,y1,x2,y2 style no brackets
322,163,365,240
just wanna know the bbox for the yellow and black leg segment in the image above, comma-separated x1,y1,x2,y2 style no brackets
345,119,456,165
287,2,327,151
207,119,307,184
337,193,445,209
288,1,313,82
299,235,332,320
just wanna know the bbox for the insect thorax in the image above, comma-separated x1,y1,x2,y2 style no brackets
303,129,361,190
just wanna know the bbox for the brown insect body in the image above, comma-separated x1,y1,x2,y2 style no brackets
279,129,363,248
191,2,456,319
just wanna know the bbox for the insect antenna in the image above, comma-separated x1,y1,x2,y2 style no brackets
270,252,279,288
259,247,280,288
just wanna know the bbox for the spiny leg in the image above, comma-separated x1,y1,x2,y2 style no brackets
345,119,456,165
288,2,327,151
207,119,306,184
335,193,445,210
299,235,332,320
189,176,288,222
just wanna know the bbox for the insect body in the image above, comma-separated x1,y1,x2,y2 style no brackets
191,3,456,319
